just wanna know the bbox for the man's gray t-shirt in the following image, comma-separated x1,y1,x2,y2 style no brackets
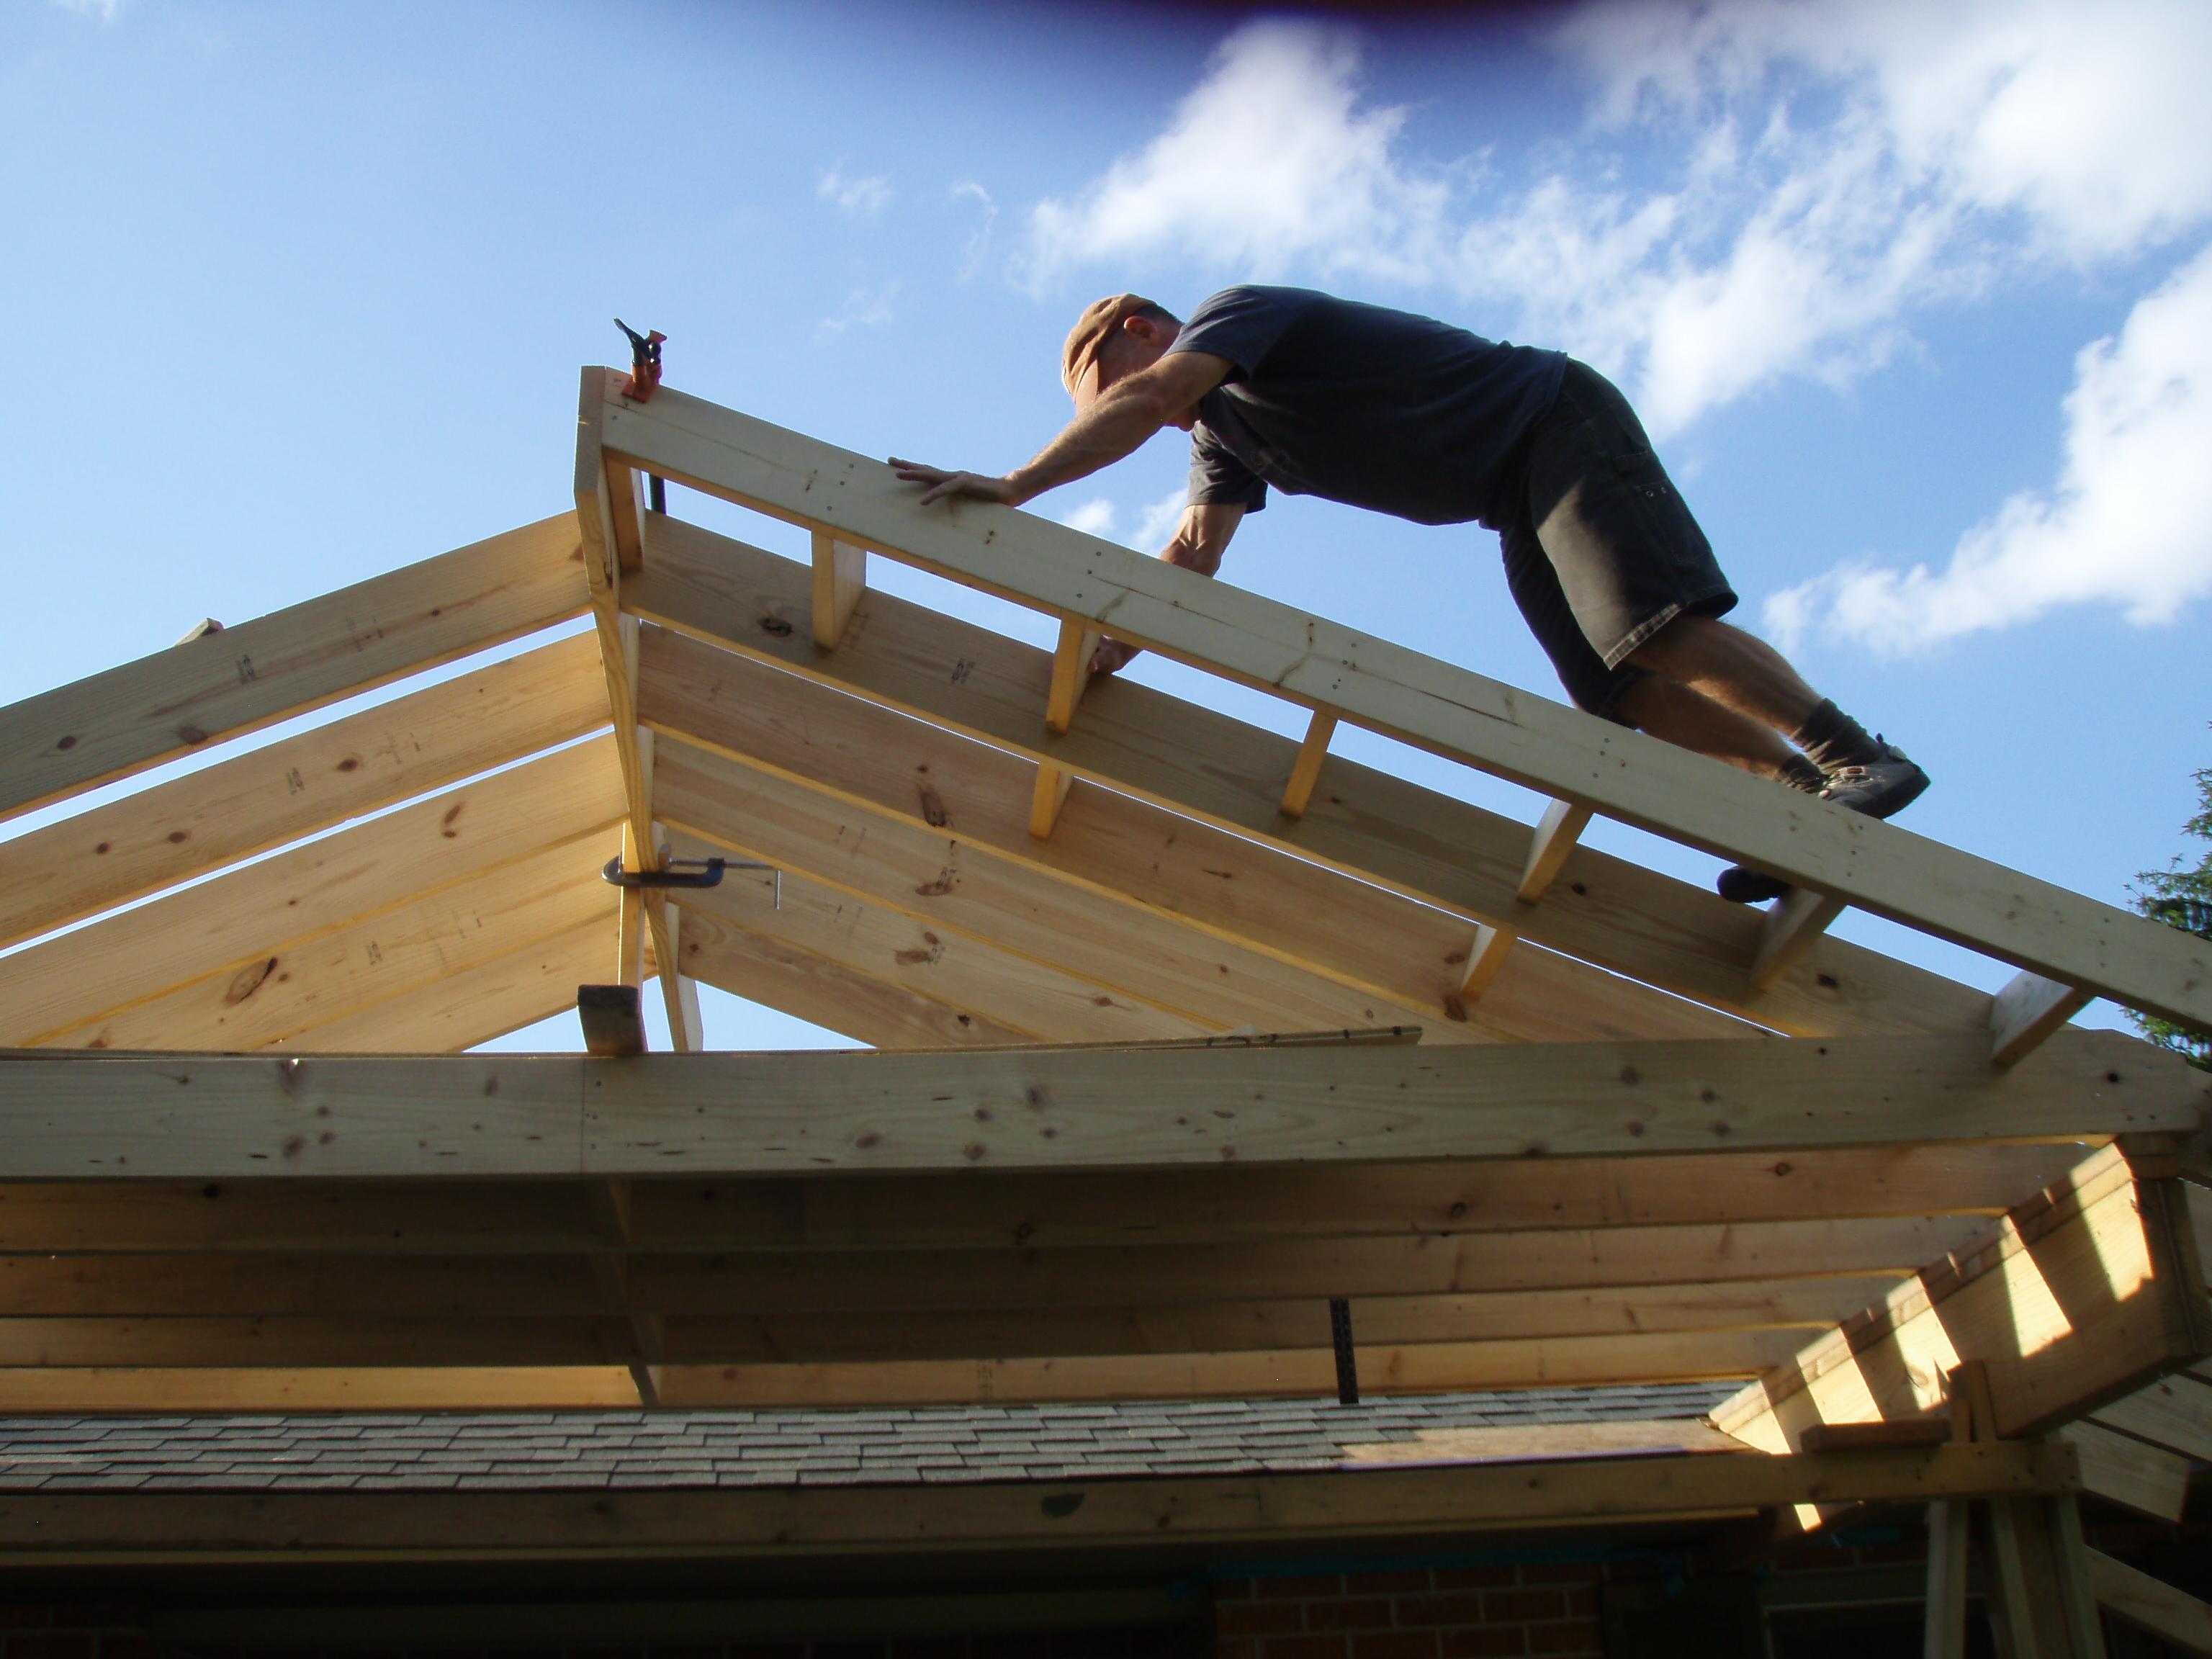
1170,286,1566,530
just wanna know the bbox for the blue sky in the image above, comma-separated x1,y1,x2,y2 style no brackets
3,0,2207,1049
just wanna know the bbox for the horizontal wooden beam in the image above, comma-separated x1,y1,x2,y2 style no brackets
2087,1370,2212,1463
0,1278,1892,1369
0,1145,2080,1255
2,742,626,1047
0,634,608,953
592,386,2211,1035
0,513,588,825
623,516,1990,1039
0,1217,1959,1315
655,744,1470,1044
1,1030,2196,1179
0,1438,2077,1557
1714,1146,2212,1451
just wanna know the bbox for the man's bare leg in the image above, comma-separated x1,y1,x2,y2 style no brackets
1624,614,1820,734
1614,673,1804,781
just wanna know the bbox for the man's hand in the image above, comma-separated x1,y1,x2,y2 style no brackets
1087,501,1248,679
889,459,1027,509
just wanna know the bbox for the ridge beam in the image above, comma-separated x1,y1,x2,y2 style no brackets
1992,971,2095,1066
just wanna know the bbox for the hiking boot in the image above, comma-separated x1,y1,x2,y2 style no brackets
1715,742,1930,903
1816,739,1929,820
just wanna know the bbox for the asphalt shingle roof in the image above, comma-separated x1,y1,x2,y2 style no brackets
0,1383,1732,1491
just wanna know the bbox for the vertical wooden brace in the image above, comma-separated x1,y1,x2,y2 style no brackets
1519,799,1592,904
1457,923,1517,1007
1750,886,1848,992
661,902,705,1053
1032,619,1100,838
811,530,868,649
1992,971,2095,1066
586,1179,664,1408
1280,711,1337,819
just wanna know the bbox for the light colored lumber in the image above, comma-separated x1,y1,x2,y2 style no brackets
2089,1550,2212,1655
2059,1420,2192,1521
35,849,613,1053
809,530,868,649
1994,971,2095,1065
670,838,1213,1046
639,624,1756,1044
1456,923,1515,1006
0,513,588,824
1341,1420,1751,1465
1519,798,1592,904
0,1144,2080,1256
0,1439,2076,1556
2049,1497,2110,1659
276,917,612,1053
652,737,1470,1044
0,1277,1894,1370
624,516,1998,1039
0,1225,1942,1316
0,634,608,953
2089,1371,2212,1462
1028,760,1074,838
1924,1496,1972,1659
1043,616,1098,735
1751,887,1849,993
1714,1149,2212,1452
1279,709,1336,819
1,742,625,1047
675,906,1026,1048
592,383,2212,1036
661,904,705,1051
614,823,648,989
3,1030,2198,1181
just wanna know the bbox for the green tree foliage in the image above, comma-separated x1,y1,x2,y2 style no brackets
2129,745,2212,1069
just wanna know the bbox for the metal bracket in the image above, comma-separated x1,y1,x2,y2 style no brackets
601,851,781,909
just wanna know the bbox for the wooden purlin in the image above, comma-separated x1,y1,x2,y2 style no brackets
0,1146,2086,1256
0,633,609,953
1,1035,2198,1182
590,374,2211,1035
0,513,589,825
624,514,1992,1040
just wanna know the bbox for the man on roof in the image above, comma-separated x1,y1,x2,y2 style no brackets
891,287,1927,903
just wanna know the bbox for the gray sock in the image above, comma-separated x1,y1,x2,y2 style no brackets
1780,755,1825,793
1792,699,1880,771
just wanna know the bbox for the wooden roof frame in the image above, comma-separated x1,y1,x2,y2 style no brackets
0,367,2207,1573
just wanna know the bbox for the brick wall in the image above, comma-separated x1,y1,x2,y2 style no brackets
1211,1563,1620,1658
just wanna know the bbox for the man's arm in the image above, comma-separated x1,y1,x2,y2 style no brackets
890,350,1231,508
1089,502,1244,675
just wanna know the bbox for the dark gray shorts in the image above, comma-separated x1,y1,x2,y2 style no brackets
1496,360,1736,721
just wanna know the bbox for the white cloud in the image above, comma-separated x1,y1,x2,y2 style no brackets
1133,490,1187,551
1020,22,1452,294
953,181,997,282
1059,498,1115,536
1767,240,2212,653
1017,6,2212,435
818,163,891,217
816,282,899,341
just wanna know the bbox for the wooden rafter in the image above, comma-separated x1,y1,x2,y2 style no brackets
0,513,588,824
623,514,1999,1039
